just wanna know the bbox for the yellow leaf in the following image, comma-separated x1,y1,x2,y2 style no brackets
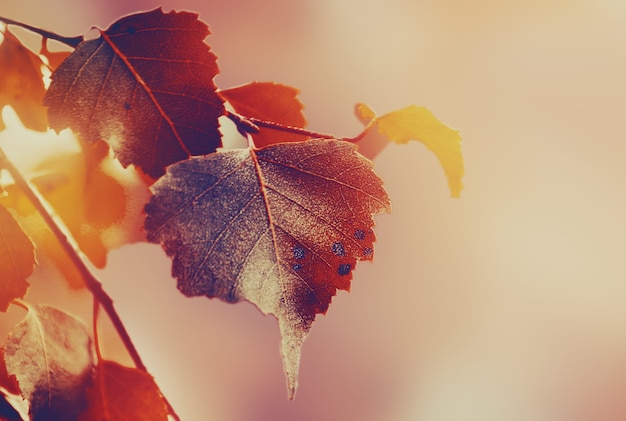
356,103,464,197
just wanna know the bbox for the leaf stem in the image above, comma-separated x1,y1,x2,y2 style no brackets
225,110,373,143
0,15,83,48
0,147,180,420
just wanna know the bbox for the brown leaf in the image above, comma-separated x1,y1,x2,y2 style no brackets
145,139,391,398
0,27,47,132
78,361,168,421
44,8,225,178
0,205,34,311
4,305,94,420
220,82,308,147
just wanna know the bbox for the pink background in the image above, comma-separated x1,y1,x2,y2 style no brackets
3,0,626,420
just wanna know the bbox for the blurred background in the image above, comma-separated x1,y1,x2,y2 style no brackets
2,0,626,420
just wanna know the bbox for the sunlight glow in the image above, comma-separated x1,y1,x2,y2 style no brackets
40,63,52,90
0,106,81,178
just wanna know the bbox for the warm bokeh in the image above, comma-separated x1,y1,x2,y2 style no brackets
2,0,626,420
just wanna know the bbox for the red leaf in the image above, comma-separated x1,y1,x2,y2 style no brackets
0,27,47,132
0,205,34,311
4,305,94,420
44,8,225,178
220,82,308,147
78,361,168,421
145,139,390,398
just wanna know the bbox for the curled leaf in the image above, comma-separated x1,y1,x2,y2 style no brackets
0,27,47,132
78,361,168,421
220,82,308,146
0,205,34,311
145,139,390,398
44,8,225,177
4,305,94,420
356,103,464,197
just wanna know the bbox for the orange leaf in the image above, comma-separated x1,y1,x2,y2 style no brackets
356,103,464,197
220,82,308,147
78,361,168,421
145,139,391,398
1,138,148,289
39,38,71,71
0,205,34,311
44,8,225,178
0,27,47,132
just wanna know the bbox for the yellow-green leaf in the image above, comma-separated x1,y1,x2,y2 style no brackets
356,103,464,197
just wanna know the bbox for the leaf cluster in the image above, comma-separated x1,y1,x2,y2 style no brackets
0,7,463,419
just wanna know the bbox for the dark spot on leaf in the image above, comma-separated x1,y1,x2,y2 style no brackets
127,26,136,35
363,248,373,257
331,242,345,257
354,229,365,240
293,246,305,260
124,103,131,110
337,264,351,276
292,264,302,271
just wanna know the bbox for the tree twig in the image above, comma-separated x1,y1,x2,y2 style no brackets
0,15,83,47
224,110,375,143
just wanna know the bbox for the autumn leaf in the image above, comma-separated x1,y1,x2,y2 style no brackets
1,137,148,288
0,27,47,132
220,82,308,147
4,304,94,420
78,360,168,421
356,103,464,197
0,205,34,311
44,8,225,178
145,139,390,398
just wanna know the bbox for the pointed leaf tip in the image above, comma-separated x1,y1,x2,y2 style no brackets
356,103,464,197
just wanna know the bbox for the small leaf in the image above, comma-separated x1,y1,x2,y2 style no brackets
356,103,464,197
44,8,225,178
0,205,34,311
4,305,94,420
78,360,168,421
145,139,390,398
220,82,308,147
0,27,47,132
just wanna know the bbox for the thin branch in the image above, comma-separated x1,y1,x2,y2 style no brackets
225,110,376,144
0,147,180,420
0,15,83,48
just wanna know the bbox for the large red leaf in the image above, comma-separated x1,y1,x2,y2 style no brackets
0,205,34,311
220,82,308,147
4,305,94,420
78,360,168,421
0,27,47,132
145,139,391,398
44,8,225,178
